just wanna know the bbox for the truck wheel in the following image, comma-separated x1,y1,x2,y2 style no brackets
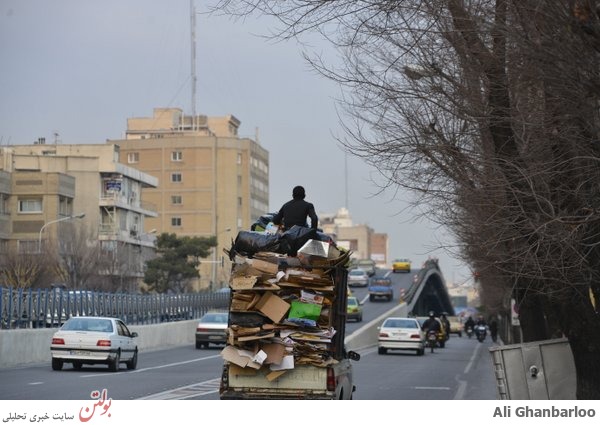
369,294,374,302
378,347,387,355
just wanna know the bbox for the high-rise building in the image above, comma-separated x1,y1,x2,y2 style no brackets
107,107,269,290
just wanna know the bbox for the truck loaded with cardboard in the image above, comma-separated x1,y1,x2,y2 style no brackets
218,224,361,399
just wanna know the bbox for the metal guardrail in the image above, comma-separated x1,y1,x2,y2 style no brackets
0,287,229,329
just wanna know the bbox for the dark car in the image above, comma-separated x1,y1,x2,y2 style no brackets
368,277,393,301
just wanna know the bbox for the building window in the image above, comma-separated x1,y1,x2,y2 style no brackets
0,194,8,215
171,217,182,227
0,239,7,254
171,173,182,183
171,195,182,205
171,151,183,162
127,152,139,164
18,198,42,213
58,196,73,216
238,197,242,207
237,153,242,165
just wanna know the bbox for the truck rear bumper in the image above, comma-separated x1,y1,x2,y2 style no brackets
220,389,336,400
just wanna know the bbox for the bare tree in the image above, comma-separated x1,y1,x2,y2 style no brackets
212,0,600,398
0,248,47,289
48,224,105,289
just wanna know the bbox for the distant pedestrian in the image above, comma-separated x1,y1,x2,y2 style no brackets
272,185,318,232
489,317,498,343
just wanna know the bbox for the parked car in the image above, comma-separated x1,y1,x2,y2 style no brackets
392,258,411,273
348,268,369,287
196,311,228,348
368,277,393,301
50,316,138,372
378,317,425,355
346,296,363,322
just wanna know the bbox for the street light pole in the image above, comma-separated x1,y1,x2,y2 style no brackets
38,212,86,253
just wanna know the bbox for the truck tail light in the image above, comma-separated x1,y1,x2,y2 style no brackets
410,334,421,339
51,338,65,345
97,340,111,347
326,367,336,391
379,332,389,337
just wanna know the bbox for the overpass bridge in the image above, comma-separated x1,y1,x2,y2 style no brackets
403,258,455,317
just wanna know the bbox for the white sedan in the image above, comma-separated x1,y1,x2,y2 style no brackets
50,316,139,372
378,317,425,356
348,268,369,287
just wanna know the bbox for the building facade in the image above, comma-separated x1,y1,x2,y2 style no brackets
0,144,158,290
320,207,388,267
107,107,269,290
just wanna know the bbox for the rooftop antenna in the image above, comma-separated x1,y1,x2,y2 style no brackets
190,0,197,131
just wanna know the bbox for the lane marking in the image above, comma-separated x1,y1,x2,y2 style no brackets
463,342,481,374
28,382,44,386
414,386,451,391
80,354,221,378
137,378,221,400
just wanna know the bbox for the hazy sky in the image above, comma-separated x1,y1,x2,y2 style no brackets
0,0,472,285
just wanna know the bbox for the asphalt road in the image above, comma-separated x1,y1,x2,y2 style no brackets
0,269,498,400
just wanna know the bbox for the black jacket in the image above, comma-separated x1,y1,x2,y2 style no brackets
272,198,318,231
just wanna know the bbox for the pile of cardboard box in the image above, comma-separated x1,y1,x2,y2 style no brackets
220,239,351,380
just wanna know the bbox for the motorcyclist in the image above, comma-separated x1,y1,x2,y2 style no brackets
476,316,487,327
422,311,441,333
464,316,475,333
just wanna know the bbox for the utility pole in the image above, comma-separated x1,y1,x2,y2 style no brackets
190,0,197,131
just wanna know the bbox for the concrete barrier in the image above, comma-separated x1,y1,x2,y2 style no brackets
1,303,409,368
0,320,199,369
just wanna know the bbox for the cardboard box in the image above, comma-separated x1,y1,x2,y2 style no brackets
249,259,279,275
253,292,290,323
231,275,258,290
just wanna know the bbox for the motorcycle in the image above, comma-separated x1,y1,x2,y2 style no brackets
475,325,487,342
426,330,437,353
465,326,473,339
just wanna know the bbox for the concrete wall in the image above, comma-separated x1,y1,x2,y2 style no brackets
0,303,408,369
0,320,198,369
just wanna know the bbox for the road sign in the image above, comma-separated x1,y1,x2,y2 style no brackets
511,298,520,326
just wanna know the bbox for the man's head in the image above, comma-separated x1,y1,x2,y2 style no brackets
292,185,306,199
428,311,435,318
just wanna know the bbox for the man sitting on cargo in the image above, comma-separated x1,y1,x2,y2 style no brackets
272,185,319,232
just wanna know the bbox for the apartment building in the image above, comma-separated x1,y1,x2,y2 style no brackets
107,107,269,290
320,207,388,267
0,144,158,290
